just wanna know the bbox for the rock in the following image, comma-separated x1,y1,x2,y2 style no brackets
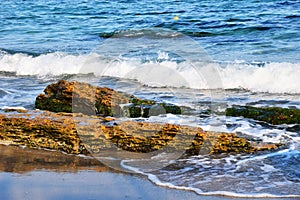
0,111,86,154
5,81,282,157
0,111,281,156
226,105,300,125
35,80,186,117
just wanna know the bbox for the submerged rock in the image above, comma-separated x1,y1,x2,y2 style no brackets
226,105,300,125
0,111,280,156
35,80,186,117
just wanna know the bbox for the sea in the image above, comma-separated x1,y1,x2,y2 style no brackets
0,0,299,198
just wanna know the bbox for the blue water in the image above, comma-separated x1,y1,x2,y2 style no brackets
0,0,300,198
1,0,299,61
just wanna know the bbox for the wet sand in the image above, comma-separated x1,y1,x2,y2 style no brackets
0,145,297,200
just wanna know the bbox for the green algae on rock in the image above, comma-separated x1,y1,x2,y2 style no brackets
0,111,280,156
35,80,185,117
226,105,300,125
7,80,283,157
0,111,87,154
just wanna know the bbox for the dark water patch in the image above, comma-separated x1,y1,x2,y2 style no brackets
99,29,184,39
278,1,300,6
247,100,290,106
199,23,239,29
285,15,300,19
0,48,41,57
186,31,217,37
225,18,253,22
232,26,274,33
254,121,280,130
134,10,186,16
3,15,40,21
0,89,8,98
226,122,242,131
225,88,252,93
0,71,17,77
286,125,300,132
0,71,45,80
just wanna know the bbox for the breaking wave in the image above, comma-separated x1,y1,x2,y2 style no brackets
0,51,299,94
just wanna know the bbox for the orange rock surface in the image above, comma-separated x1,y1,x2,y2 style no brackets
35,80,183,117
0,111,280,156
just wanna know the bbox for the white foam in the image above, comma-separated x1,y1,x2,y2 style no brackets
1,106,27,110
260,164,278,172
1,52,300,93
236,148,290,165
220,61,300,93
0,52,85,76
146,170,300,198
121,157,300,198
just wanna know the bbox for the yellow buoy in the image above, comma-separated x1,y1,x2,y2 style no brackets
173,16,179,21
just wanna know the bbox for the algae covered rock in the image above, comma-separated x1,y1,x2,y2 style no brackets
35,80,74,113
0,111,280,156
35,80,183,117
226,105,300,125
4,80,281,157
0,111,86,154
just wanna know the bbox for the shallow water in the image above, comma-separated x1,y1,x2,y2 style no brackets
4,170,298,200
0,145,298,200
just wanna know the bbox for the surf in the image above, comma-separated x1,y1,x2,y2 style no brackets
1,51,300,94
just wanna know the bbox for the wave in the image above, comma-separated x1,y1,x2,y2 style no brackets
121,150,300,198
99,29,184,39
100,30,218,39
98,26,277,39
219,61,300,94
0,48,42,57
0,51,299,94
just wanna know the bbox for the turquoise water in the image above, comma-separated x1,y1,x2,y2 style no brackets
0,0,299,198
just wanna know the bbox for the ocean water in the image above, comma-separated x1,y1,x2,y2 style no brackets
0,0,300,198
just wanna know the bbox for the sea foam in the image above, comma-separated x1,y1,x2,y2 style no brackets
0,51,299,94
121,157,300,198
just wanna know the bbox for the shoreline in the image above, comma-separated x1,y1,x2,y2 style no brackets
0,80,298,199
4,169,298,200
0,144,298,200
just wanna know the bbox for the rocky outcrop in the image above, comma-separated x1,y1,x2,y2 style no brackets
0,111,85,154
0,111,280,156
35,80,186,117
0,80,282,157
226,105,300,125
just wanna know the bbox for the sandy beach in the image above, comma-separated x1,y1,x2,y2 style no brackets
0,145,297,200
